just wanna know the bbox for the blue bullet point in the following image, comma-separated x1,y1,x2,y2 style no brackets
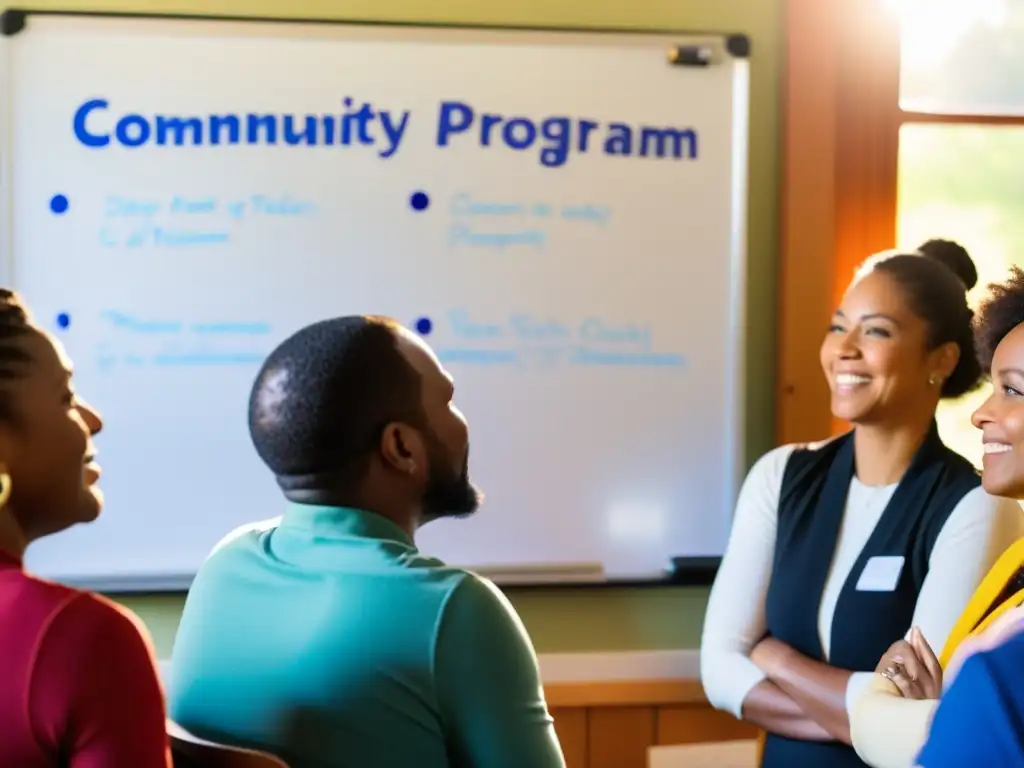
50,194,69,215
55,312,71,330
415,316,433,335
410,191,430,212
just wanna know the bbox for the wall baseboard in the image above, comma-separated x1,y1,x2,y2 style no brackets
159,649,700,688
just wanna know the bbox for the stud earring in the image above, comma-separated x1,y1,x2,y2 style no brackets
0,470,12,510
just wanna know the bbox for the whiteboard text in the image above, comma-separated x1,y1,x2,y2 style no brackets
70,97,699,167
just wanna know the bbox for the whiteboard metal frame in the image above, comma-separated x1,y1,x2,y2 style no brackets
0,9,750,591
727,53,750,558
0,8,752,49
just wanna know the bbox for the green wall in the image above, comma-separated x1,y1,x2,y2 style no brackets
4,0,782,658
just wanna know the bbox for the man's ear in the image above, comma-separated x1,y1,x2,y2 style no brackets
379,422,423,476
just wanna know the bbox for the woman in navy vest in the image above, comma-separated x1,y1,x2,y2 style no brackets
700,240,1024,767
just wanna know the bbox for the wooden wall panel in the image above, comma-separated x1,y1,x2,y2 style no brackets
545,680,766,766
546,679,706,708
777,0,840,445
778,0,901,444
550,708,588,768
587,706,657,768
655,704,758,744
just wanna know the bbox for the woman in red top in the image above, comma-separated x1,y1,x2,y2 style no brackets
0,289,171,766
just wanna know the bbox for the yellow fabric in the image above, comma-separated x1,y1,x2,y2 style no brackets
938,537,1024,667
964,587,1024,641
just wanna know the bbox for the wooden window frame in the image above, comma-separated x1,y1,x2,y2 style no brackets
777,0,1024,445
778,0,902,444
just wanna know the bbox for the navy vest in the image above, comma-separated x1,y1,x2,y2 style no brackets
761,424,980,768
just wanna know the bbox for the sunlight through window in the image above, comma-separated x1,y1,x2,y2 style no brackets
885,0,1006,70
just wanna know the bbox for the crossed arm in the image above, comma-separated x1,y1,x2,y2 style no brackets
700,448,1020,745
742,639,854,742
699,446,857,742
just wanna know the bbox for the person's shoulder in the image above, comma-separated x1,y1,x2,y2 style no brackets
759,437,839,466
747,443,798,476
451,571,509,603
51,590,154,646
10,568,85,609
952,485,1023,520
744,439,835,486
205,516,281,561
732,441,831,510
2,572,99,643
971,629,1024,672
31,588,159,674
441,571,520,625
12,572,144,636
436,571,532,650
936,633,1024,721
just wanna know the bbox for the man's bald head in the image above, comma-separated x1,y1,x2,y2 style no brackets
248,315,424,493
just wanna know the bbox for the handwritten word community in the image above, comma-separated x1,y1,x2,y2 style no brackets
72,97,699,167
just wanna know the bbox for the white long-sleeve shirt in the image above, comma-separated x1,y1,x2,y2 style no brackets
700,443,1024,720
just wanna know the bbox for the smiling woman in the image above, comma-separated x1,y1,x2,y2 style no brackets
972,269,1024,495
701,245,1024,768
0,289,171,767
849,264,1024,768
823,240,983,427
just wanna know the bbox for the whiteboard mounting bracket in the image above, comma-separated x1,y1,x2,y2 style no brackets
726,34,751,58
0,10,27,37
667,33,749,68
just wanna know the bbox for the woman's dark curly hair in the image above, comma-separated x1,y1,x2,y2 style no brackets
975,266,1024,374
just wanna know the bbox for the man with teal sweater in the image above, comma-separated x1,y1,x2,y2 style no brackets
167,315,565,768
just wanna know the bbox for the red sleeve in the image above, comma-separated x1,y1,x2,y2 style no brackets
28,593,172,768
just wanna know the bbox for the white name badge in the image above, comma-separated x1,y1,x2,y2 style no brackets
856,555,906,592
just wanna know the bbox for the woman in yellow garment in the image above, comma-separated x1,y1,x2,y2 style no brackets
848,265,1024,768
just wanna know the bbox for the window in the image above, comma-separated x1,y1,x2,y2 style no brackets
894,0,1024,466
896,0,1024,115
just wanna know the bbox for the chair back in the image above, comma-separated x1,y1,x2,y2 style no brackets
168,719,290,768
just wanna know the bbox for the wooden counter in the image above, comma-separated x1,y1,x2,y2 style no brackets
545,678,758,768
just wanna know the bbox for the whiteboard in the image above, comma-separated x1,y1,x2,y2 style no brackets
0,12,749,590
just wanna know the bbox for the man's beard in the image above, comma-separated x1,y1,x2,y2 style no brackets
422,442,482,522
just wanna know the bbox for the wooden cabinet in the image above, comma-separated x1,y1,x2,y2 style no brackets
546,680,758,768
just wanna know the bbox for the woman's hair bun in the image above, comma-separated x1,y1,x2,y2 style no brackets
917,238,978,291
